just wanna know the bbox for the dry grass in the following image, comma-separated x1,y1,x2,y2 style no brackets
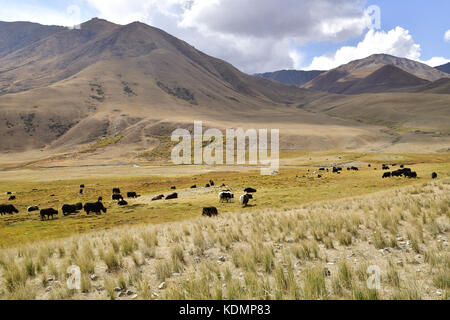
0,178,448,300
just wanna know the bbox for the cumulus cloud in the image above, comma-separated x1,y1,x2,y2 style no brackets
305,27,423,70
85,0,373,73
420,57,450,67
445,30,450,42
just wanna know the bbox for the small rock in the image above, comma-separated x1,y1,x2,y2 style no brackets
396,261,404,267
45,286,52,292
114,287,122,292
172,273,181,277
218,256,226,262
131,294,138,299
118,292,125,298
90,274,98,281
97,286,105,292
158,282,166,290
126,290,134,296
436,290,442,296
47,277,54,282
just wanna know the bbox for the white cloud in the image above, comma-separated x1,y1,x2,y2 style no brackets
305,27,422,70
0,3,83,27
445,30,450,42
420,57,450,67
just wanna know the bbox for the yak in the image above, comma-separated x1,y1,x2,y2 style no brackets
127,192,139,198
202,207,219,217
40,208,58,220
62,203,82,216
152,195,165,201
240,194,253,207
112,194,124,201
165,193,178,200
27,205,39,213
219,191,234,203
0,204,19,215
244,188,257,193
84,202,107,215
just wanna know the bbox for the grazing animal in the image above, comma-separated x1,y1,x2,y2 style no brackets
40,208,58,220
0,204,19,215
382,165,390,170
118,200,128,206
165,193,178,200
8,196,16,201
98,196,103,202
382,172,391,178
351,166,359,171
27,206,39,213
152,195,164,201
84,202,107,215
112,188,121,194
318,175,322,178
112,194,124,201
240,194,253,207
244,188,257,193
80,184,85,189
400,165,404,168
127,192,139,198
62,203,82,216
191,185,197,189
209,180,215,186
219,191,234,203
171,186,177,190
6,192,12,195
368,164,371,168
319,168,325,171
205,184,210,188
202,207,218,217
432,172,438,179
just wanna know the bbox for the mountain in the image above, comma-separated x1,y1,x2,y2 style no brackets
254,70,325,86
0,19,449,161
303,54,449,94
436,62,450,74
1,18,366,156
0,21,64,58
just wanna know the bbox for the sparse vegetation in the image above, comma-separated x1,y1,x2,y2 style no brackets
0,177,448,300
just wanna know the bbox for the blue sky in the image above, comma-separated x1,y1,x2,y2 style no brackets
0,0,448,73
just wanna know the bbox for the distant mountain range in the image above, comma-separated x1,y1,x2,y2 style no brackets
436,62,450,74
0,18,449,159
254,70,325,86
302,54,449,94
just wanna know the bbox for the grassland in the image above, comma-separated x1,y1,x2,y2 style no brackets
0,177,448,300
0,152,448,248
0,152,449,300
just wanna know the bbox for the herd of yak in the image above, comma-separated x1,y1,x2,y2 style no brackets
0,178,258,220
0,165,439,220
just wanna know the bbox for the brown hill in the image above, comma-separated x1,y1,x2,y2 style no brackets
303,54,449,94
0,20,449,163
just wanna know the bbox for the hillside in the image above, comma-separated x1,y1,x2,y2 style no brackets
0,18,392,159
0,20,449,163
436,62,450,74
255,70,325,86
303,54,449,94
